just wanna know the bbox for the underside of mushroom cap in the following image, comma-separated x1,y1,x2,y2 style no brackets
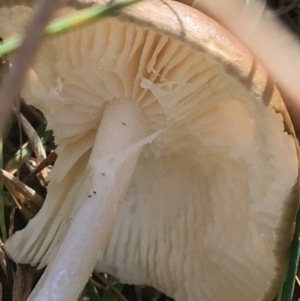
2,1,299,301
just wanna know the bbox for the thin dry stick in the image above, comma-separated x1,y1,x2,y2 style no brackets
88,277,105,290
93,271,129,301
0,0,61,135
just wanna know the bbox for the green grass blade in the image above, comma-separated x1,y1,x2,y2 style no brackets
6,118,50,172
0,0,141,56
45,0,141,36
278,207,300,301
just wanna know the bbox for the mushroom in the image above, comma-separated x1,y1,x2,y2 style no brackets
1,0,299,301
178,0,300,131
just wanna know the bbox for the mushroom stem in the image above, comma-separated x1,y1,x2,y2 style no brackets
27,101,148,301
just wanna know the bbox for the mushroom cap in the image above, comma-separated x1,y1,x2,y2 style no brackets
2,1,299,301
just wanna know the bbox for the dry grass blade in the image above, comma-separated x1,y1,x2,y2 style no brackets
20,114,46,164
12,265,35,301
296,275,300,287
5,112,49,175
19,113,50,183
0,132,6,243
0,242,7,278
0,169,44,220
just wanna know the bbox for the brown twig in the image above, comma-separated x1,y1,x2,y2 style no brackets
0,0,61,135
89,277,105,290
93,271,129,301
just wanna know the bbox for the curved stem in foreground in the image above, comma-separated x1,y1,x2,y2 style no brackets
28,101,148,301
